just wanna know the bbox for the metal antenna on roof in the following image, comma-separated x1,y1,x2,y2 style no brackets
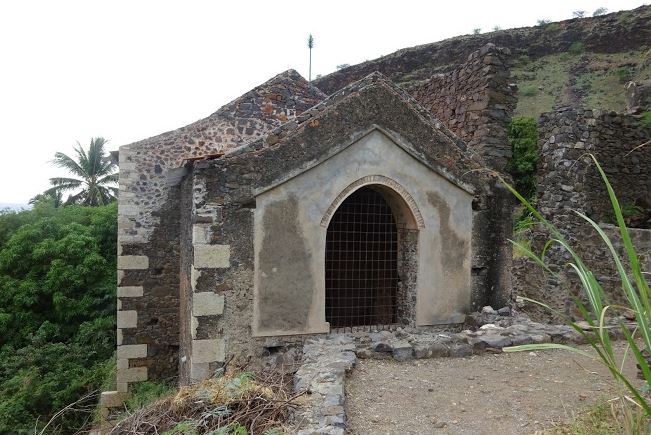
307,34,314,82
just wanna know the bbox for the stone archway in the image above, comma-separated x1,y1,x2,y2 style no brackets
324,183,420,330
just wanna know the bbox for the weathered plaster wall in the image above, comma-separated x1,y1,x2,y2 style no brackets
513,107,651,319
405,44,517,170
253,130,474,335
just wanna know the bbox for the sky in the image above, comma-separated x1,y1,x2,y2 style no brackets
0,0,647,204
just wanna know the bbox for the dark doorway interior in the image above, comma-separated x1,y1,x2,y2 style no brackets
325,186,399,328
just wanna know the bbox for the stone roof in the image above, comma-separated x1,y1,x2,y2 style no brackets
117,69,326,243
196,72,496,197
121,69,327,161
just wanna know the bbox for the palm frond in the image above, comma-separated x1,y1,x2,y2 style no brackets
98,173,118,185
52,152,87,179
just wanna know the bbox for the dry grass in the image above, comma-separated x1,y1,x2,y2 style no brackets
542,397,651,435
108,370,303,435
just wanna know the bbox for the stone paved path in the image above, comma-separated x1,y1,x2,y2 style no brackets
346,343,638,435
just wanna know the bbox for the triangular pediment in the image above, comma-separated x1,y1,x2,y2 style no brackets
214,72,496,197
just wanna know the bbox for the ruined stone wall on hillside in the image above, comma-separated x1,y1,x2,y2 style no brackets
405,44,517,170
513,107,651,319
313,5,651,95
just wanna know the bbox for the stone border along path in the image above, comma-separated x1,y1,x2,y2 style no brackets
291,307,632,435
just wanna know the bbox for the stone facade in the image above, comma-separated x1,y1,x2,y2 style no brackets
513,107,651,318
405,44,517,170
108,45,516,405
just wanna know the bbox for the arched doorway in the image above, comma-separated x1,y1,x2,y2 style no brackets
325,186,399,328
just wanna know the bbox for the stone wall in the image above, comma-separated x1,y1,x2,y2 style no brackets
514,107,651,318
405,44,517,170
313,5,651,94
114,70,326,391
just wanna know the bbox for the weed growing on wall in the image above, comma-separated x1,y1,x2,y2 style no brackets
506,116,539,201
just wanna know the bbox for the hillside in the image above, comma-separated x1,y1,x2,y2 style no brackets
314,5,651,118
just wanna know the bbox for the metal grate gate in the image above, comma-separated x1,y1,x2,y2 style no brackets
325,187,399,329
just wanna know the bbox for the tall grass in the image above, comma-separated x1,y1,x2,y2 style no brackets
502,155,651,417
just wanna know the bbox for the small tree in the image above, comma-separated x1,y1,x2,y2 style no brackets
492,25,501,32
536,19,551,26
573,10,586,18
593,7,608,16
336,63,350,71
472,28,481,35
307,34,314,82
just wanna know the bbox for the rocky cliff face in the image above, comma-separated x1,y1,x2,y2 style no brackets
314,5,651,100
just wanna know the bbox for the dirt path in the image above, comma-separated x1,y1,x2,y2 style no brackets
346,343,638,434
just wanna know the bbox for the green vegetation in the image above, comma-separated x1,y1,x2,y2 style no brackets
545,22,561,32
547,401,649,434
519,85,539,97
43,137,118,206
513,49,651,118
506,116,539,201
124,381,176,412
504,156,651,431
640,110,651,127
568,41,584,56
0,202,117,434
617,67,633,83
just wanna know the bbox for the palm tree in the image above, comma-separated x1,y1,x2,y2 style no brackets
44,137,118,206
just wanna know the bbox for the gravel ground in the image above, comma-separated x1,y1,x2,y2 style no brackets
346,343,638,435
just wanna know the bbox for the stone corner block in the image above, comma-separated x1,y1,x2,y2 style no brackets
100,391,127,408
192,338,225,364
190,362,211,382
117,255,149,270
117,344,148,359
192,224,212,245
117,366,148,383
194,244,230,269
117,310,138,329
193,292,225,316
117,286,144,298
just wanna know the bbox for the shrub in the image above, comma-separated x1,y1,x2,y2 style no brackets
545,22,560,32
472,28,481,35
593,7,608,17
573,10,586,18
506,116,539,201
537,19,551,26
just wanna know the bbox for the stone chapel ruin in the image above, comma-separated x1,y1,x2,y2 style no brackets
111,44,514,394
103,39,650,416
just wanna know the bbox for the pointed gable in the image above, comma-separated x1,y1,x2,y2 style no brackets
202,72,495,197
